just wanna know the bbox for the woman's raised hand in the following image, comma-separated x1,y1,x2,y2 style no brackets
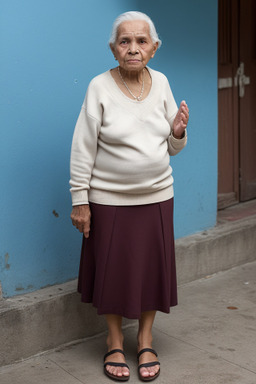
70,204,91,238
172,100,189,139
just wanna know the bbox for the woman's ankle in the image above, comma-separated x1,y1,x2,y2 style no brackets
106,333,124,351
105,314,124,351
137,332,153,350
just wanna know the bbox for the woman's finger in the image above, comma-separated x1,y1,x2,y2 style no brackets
181,112,188,122
182,106,189,115
83,222,90,236
182,109,189,123
76,224,83,233
83,225,90,238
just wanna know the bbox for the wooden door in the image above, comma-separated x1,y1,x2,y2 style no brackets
218,0,239,209
218,0,256,209
239,0,256,201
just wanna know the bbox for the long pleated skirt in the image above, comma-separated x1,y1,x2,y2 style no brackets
78,198,177,319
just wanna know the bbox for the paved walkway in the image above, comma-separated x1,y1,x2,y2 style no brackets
1,260,256,384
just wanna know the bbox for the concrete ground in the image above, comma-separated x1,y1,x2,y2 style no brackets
1,260,255,384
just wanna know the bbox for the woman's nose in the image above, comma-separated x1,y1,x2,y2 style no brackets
129,41,138,54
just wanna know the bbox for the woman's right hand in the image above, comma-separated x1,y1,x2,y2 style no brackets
70,204,91,238
172,100,189,139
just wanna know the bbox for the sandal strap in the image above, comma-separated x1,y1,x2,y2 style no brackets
104,362,129,369
137,348,158,360
104,348,125,361
138,361,160,369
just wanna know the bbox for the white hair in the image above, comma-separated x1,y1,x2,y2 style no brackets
109,11,162,48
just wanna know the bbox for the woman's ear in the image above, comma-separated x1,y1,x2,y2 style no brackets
110,44,117,60
151,42,159,58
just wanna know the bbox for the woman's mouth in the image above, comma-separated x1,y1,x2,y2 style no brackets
127,59,141,63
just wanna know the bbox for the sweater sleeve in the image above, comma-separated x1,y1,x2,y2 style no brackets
69,105,101,206
167,126,187,156
163,76,187,156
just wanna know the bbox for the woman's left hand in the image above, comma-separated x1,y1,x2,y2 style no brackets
70,204,91,238
172,100,189,139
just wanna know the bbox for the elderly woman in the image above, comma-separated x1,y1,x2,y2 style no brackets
70,11,189,382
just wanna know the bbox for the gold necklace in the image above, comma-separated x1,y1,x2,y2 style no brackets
118,67,145,101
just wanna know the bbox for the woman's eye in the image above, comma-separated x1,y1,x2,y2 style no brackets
120,40,128,45
140,40,146,44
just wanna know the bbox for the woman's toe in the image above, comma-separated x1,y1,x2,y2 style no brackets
153,365,160,374
116,367,123,376
105,364,110,372
142,366,159,377
106,365,129,378
140,367,150,377
122,367,130,376
148,367,155,376
108,365,115,375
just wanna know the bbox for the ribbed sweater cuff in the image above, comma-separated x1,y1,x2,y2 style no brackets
71,190,89,206
169,128,187,148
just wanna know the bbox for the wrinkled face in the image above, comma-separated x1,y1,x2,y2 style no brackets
111,20,158,72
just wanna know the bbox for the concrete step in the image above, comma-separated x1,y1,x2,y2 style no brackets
176,212,256,285
1,208,256,367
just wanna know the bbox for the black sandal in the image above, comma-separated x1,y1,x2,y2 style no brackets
137,348,160,382
104,349,130,382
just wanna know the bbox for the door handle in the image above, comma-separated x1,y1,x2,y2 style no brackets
234,62,250,97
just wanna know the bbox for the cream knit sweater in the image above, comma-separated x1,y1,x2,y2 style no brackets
70,67,187,206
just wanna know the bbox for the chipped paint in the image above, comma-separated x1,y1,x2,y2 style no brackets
52,210,59,218
15,285,25,291
5,253,10,270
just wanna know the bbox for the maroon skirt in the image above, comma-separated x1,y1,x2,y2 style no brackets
78,198,177,319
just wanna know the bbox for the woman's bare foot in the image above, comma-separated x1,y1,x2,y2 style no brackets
104,347,130,379
104,315,130,379
137,346,160,379
137,311,160,380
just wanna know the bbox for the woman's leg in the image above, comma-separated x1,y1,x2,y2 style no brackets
104,314,130,378
137,310,160,379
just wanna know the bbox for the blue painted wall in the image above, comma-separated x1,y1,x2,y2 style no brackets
135,0,218,237
0,0,218,297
